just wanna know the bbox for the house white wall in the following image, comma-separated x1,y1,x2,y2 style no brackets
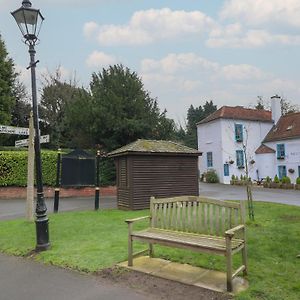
256,153,276,179
197,118,273,184
264,138,300,183
197,119,223,181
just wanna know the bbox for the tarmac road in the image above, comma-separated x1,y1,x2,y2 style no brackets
1,183,300,221
199,182,300,206
0,196,117,220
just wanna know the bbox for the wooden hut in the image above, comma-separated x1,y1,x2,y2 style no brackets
108,139,202,210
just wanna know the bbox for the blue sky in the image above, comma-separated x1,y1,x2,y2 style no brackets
1,0,300,123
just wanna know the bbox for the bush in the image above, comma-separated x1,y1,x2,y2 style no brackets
0,150,116,187
205,169,219,183
274,175,280,183
266,176,271,183
296,177,300,185
281,176,291,184
0,150,57,186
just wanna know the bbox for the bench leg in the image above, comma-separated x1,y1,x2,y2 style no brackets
128,223,133,266
128,236,133,266
149,243,154,257
242,244,248,276
226,236,233,292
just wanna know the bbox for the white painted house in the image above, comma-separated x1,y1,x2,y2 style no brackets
197,96,300,184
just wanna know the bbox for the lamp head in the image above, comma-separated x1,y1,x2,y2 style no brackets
11,0,44,45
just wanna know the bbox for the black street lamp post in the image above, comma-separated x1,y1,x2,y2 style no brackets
11,0,50,251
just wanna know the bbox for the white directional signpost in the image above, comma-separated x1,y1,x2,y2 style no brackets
15,134,50,148
0,125,29,136
0,114,50,221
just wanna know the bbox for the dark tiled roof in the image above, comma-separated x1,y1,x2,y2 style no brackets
197,106,272,125
108,139,201,157
255,144,275,154
263,112,300,142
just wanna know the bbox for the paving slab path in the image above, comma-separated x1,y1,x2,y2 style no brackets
0,253,154,300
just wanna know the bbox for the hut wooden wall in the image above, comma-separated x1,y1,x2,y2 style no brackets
116,157,132,209
131,155,199,210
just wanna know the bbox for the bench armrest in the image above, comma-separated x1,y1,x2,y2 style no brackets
125,216,150,224
225,224,245,238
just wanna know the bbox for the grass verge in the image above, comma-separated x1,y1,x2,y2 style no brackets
0,202,300,299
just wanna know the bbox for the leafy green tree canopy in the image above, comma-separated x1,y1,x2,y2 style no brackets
88,64,176,151
0,35,17,126
184,100,217,148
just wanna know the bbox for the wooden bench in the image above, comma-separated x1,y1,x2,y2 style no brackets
125,196,248,292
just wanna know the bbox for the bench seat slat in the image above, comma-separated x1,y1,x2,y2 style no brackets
132,228,243,252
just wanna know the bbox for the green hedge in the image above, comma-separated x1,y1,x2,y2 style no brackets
0,150,116,187
0,150,57,187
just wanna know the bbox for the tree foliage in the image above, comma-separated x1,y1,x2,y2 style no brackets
86,64,176,151
39,69,86,148
183,100,217,148
0,35,16,126
0,34,29,145
254,95,300,115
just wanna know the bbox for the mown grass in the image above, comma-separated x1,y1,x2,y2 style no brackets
0,202,300,299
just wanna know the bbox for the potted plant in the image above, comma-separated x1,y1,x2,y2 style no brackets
295,177,300,190
230,174,236,185
288,168,295,174
250,159,255,164
229,160,234,165
263,176,271,188
281,176,294,189
270,175,281,188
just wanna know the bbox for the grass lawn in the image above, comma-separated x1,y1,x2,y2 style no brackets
0,202,300,299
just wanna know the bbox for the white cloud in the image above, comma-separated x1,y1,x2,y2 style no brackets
86,51,117,68
83,21,99,39
141,53,219,75
221,64,266,81
206,26,300,48
220,0,300,28
84,8,216,46
139,52,300,120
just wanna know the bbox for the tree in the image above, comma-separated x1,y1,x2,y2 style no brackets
184,101,217,148
39,68,86,148
253,96,299,115
87,64,175,151
224,122,255,220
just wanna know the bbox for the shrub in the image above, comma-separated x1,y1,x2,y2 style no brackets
274,175,280,183
0,150,115,187
296,177,300,185
0,150,57,186
231,174,235,181
266,176,271,183
205,169,219,183
281,176,291,184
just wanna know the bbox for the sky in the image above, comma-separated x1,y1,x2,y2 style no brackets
1,0,300,123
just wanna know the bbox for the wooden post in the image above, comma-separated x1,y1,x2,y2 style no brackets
26,112,34,221
53,149,61,213
226,235,233,292
128,222,133,266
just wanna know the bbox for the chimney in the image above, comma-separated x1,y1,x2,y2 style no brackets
271,95,281,124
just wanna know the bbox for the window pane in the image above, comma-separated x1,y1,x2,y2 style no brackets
278,165,286,179
235,124,243,142
207,152,213,167
236,150,244,167
224,164,229,176
277,144,285,159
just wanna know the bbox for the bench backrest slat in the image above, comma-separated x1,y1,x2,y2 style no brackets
150,196,245,236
